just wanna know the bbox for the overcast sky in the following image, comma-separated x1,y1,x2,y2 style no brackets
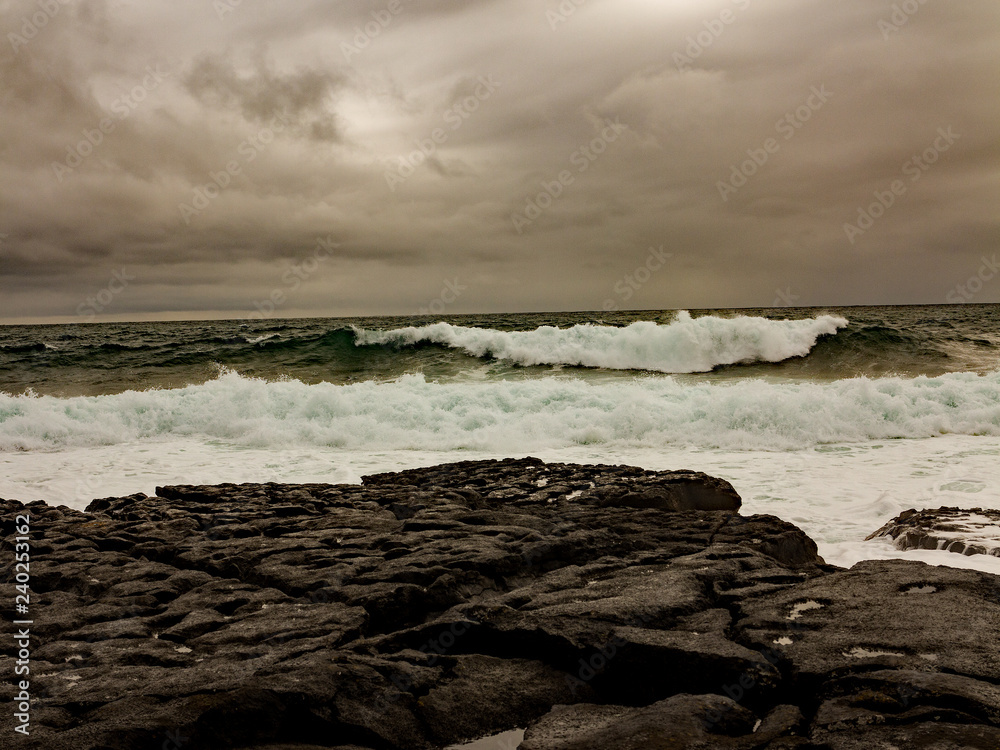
1,0,997,323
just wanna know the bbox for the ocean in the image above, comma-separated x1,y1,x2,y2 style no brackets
2,305,999,573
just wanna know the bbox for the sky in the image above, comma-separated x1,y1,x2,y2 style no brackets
0,0,998,323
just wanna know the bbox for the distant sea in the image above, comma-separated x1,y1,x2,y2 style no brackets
2,305,999,572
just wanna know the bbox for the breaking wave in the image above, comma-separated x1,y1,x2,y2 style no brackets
353,312,849,373
2,368,999,453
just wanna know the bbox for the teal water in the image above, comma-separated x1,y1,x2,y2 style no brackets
1,305,997,397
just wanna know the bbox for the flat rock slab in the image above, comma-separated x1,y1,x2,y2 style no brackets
867,506,1000,557
0,458,998,749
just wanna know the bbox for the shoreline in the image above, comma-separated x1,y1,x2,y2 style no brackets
5,434,1000,576
3,458,999,747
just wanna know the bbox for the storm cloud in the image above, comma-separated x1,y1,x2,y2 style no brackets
1,0,997,322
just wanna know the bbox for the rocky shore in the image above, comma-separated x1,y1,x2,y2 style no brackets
867,507,1000,558
2,458,999,749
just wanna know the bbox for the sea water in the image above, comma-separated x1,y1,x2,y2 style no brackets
2,305,998,573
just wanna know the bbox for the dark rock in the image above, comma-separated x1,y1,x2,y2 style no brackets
866,506,1000,558
0,459,997,749
417,655,584,745
737,559,1000,682
519,694,758,749
814,723,1000,750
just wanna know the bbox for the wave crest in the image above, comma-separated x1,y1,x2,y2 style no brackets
353,312,849,373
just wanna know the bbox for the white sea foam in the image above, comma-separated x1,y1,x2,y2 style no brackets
2,369,1000,453
2,434,998,575
353,312,849,373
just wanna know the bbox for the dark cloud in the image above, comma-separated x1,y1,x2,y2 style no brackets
184,53,345,141
0,0,998,322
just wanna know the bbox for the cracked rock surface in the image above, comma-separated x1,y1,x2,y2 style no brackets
866,506,1000,558
1,458,999,749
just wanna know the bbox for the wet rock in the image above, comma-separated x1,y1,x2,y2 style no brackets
866,506,1000,557
737,559,1000,682
0,459,997,749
